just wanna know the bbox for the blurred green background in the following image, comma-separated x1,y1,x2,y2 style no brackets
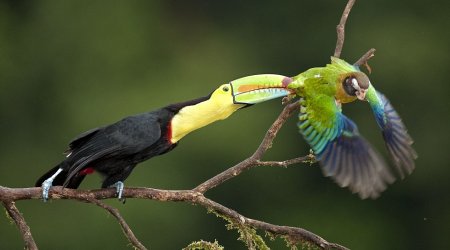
0,0,449,249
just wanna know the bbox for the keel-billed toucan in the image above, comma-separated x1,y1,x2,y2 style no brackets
36,75,293,201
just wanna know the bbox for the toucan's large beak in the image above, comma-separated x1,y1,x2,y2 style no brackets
230,74,294,105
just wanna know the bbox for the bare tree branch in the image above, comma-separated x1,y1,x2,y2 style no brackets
244,218,348,250
354,48,376,66
84,198,147,250
0,186,348,250
334,0,356,58
354,48,376,73
2,201,38,250
193,101,300,194
256,155,315,168
333,0,376,71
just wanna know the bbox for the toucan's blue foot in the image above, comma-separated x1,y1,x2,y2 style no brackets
111,181,125,203
41,179,52,202
41,168,63,202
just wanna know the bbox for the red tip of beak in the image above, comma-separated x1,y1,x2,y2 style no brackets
282,77,293,87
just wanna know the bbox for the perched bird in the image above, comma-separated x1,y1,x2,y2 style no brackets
288,57,417,199
36,75,292,201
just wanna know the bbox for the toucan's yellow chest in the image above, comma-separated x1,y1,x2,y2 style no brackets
169,98,243,143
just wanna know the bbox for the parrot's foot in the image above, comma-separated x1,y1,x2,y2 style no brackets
282,95,293,105
41,168,63,202
111,181,125,203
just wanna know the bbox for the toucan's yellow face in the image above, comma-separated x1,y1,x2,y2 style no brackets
170,75,293,143
170,85,241,143
209,83,244,112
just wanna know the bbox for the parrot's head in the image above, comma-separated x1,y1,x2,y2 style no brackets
327,57,371,103
341,71,370,101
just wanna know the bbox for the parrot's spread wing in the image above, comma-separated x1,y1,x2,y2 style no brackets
366,88,417,178
298,92,395,199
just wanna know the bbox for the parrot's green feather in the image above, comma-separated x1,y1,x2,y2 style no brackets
297,77,338,134
295,75,340,153
328,57,358,73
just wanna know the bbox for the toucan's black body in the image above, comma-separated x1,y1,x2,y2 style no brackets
35,96,209,189
35,75,292,201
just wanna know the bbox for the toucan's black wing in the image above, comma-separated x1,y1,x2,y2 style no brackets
67,127,103,153
63,112,162,184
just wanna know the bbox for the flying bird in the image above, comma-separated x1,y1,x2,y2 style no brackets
287,57,417,199
36,75,292,201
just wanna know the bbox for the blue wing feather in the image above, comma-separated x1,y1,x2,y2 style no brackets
298,97,395,199
369,91,417,178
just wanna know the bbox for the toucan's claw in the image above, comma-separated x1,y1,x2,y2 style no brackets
41,179,53,202
41,168,63,202
112,181,125,203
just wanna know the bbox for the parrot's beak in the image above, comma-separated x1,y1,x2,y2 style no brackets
356,89,367,101
230,74,294,105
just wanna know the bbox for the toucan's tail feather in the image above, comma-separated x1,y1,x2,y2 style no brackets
35,163,85,189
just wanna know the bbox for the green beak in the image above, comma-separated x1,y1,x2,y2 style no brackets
230,74,293,105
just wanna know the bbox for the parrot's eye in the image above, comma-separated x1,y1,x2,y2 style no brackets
343,76,358,96
222,86,230,92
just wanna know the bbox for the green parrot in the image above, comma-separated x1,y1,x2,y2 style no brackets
288,57,417,199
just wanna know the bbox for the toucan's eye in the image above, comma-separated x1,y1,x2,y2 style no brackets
222,86,229,92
